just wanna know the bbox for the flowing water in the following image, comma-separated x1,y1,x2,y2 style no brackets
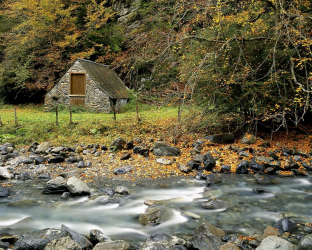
1,174,312,242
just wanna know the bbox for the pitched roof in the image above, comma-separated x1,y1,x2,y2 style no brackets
77,58,128,99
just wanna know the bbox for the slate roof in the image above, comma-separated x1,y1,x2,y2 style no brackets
78,58,128,99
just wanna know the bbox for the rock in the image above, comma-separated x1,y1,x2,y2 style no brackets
61,225,93,250
298,234,312,250
48,156,65,163
36,142,51,153
76,161,85,168
104,188,115,197
139,206,168,226
66,157,83,163
15,171,32,181
253,188,272,194
156,158,173,165
120,153,131,160
67,177,90,196
203,134,234,144
273,218,297,233
259,141,271,148
178,164,192,173
201,198,229,210
187,160,201,170
236,161,249,174
219,242,240,250
153,143,180,156
0,186,14,197
221,165,231,173
268,151,279,160
255,156,271,163
42,177,68,194
0,167,12,179
110,137,127,151
113,166,132,175
115,186,130,195
50,147,65,154
43,236,82,250
147,233,171,243
0,240,10,249
206,174,222,187
256,236,295,250
13,228,68,250
34,156,45,165
241,134,256,144
194,222,225,237
203,153,216,170
250,160,265,172
125,141,134,150
28,142,39,152
93,240,130,250
90,229,111,245
182,212,201,219
61,192,71,199
189,233,222,250
238,151,249,157
9,156,33,166
139,241,174,250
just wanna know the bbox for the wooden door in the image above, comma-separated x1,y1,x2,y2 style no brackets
70,73,86,105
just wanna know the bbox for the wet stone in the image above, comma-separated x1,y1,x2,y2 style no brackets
201,198,229,210
42,177,68,194
90,229,111,245
115,186,130,195
113,166,132,175
236,161,249,174
0,186,14,197
76,161,85,168
274,218,297,233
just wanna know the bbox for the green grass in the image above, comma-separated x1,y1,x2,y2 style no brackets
0,104,183,146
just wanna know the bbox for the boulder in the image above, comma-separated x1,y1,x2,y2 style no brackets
13,228,68,250
236,161,249,174
298,234,312,250
188,233,222,250
9,156,33,166
203,153,216,170
50,147,65,154
113,166,132,175
139,206,168,226
115,186,131,195
250,160,265,172
42,177,68,194
0,167,12,179
93,240,130,250
43,236,82,250
219,242,240,250
194,222,225,237
187,160,201,170
90,229,111,245
261,226,281,238
47,156,65,164
273,218,297,233
110,137,126,151
201,198,229,210
153,143,180,157
0,186,14,197
139,241,174,250
36,142,51,154
241,134,256,144
256,236,295,250
67,177,90,196
203,134,234,144
61,224,93,250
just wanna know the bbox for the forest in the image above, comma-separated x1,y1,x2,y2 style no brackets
0,0,311,132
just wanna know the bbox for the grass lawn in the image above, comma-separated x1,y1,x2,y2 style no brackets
0,104,201,146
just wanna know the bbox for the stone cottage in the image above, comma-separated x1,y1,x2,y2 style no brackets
44,58,128,112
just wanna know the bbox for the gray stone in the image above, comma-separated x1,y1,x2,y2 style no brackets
139,206,168,226
90,229,111,244
178,164,192,173
241,134,256,144
115,186,130,195
194,222,225,237
219,242,240,250
50,147,65,154
203,134,234,144
42,177,68,194
273,218,297,233
0,167,12,179
113,166,132,175
43,236,82,250
61,225,93,250
67,177,90,196
153,143,180,156
298,234,312,250
13,228,68,250
139,241,174,250
110,137,127,151
256,156,271,163
236,160,249,174
0,186,14,197
238,151,249,157
9,156,33,166
189,233,222,250
93,240,130,250
201,198,229,210
36,142,51,153
203,153,216,170
156,158,173,165
256,236,295,250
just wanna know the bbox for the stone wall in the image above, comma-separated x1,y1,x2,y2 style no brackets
44,60,113,113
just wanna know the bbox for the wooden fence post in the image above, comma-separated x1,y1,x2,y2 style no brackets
14,108,18,126
56,105,59,126
69,105,72,124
